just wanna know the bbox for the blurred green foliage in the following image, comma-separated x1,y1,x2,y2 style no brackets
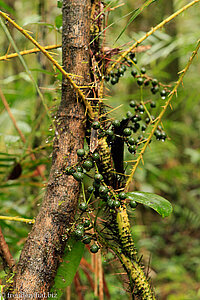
0,0,200,299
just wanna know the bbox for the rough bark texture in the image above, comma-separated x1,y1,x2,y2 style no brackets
6,0,91,298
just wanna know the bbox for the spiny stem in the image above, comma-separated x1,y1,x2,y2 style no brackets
108,0,200,73
0,44,61,61
0,216,35,224
0,11,94,119
125,39,200,191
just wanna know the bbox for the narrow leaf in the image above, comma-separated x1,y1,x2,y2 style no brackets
115,0,158,43
55,15,62,30
126,191,173,217
50,237,84,299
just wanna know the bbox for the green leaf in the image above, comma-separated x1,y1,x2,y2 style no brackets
115,0,158,43
55,15,62,30
50,237,84,299
57,0,63,8
126,191,173,218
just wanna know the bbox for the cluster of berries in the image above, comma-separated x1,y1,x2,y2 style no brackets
66,148,138,252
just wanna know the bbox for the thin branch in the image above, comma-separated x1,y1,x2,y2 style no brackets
0,216,35,224
0,227,15,270
125,39,200,191
107,0,200,73
0,44,61,61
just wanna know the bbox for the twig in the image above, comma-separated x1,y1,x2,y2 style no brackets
0,227,15,270
0,44,61,61
125,39,200,191
0,216,35,224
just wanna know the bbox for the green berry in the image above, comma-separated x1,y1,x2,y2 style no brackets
74,228,84,239
105,129,114,136
83,160,93,171
129,100,136,108
92,152,100,161
137,77,144,86
128,137,135,145
129,200,138,209
90,244,99,253
82,235,92,244
99,185,108,196
87,186,94,193
76,166,83,172
123,128,132,136
77,149,85,157
94,173,103,183
83,219,90,227
112,119,121,128
114,200,120,208
73,172,84,181
77,224,84,231
131,70,137,77
92,121,100,129
128,145,136,154
79,202,88,212
119,192,127,200
107,199,114,208
141,67,146,74
65,167,75,175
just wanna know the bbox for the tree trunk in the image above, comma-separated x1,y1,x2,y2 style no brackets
5,0,91,298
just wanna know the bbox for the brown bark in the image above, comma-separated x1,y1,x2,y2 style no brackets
5,0,91,298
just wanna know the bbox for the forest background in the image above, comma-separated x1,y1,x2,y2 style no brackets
0,0,200,299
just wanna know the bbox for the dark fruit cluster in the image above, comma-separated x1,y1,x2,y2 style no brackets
105,50,169,100
105,52,137,85
73,221,99,253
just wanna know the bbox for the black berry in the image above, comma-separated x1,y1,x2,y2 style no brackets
119,192,127,200
90,244,99,253
123,128,132,136
79,202,88,212
92,121,100,130
82,235,92,244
